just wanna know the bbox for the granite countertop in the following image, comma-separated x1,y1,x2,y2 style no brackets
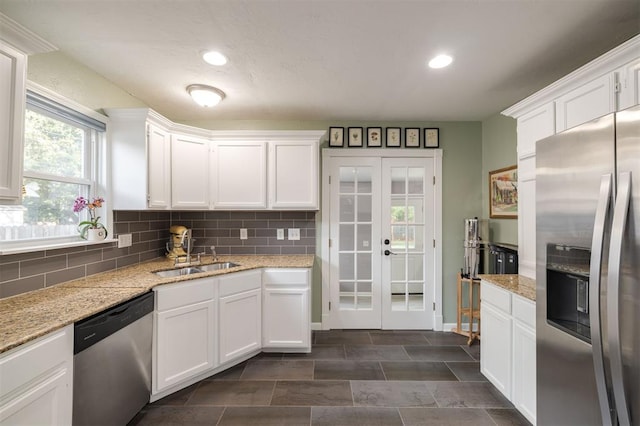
0,255,314,354
478,274,536,302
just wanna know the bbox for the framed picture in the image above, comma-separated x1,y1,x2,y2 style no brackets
489,165,518,219
424,128,439,148
348,127,363,147
329,127,344,147
386,127,401,147
405,128,420,147
367,127,382,147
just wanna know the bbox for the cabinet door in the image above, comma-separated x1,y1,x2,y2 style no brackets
147,123,171,208
0,369,72,426
219,288,262,364
0,41,26,201
269,141,318,209
480,302,512,399
171,133,209,208
617,57,640,110
555,73,616,132
211,141,267,209
263,288,310,350
513,321,536,425
154,300,216,392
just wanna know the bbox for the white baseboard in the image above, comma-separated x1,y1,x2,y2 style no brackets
311,322,322,331
443,322,479,333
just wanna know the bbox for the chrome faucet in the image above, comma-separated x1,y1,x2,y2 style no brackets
174,229,193,266
211,245,218,262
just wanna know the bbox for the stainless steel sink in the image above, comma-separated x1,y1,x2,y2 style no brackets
154,267,203,278
198,262,240,272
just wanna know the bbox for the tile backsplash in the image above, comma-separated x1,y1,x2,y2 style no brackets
0,210,316,298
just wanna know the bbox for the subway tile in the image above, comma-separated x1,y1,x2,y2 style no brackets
229,246,256,255
45,245,87,257
0,251,44,265
114,223,130,234
148,220,171,231
130,221,150,232
244,220,268,228
21,255,67,277
0,275,45,298
114,210,140,221
129,241,150,254
206,229,230,237
140,250,164,262
255,211,282,220
247,237,268,246
68,249,103,267
281,212,308,220
46,266,86,286
102,246,130,260
191,220,218,228
174,211,206,220
116,254,140,268
0,262,19,282
219,220,244,229
86,259,117,276
138,230,160,242
269,220,294,228
281,246,308,255
218,237,241,246
204,211,230,220
232,212,256,220
256,246,281,255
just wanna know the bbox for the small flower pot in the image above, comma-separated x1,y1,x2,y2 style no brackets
87,228,107,241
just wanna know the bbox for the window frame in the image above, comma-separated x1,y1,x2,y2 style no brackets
0,82,111,254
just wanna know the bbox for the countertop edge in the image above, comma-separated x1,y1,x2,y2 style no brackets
478,274,537,302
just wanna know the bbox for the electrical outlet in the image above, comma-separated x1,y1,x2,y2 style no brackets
117,233,132,248
277,229,285,240
288,228,300,241
240,228,248,240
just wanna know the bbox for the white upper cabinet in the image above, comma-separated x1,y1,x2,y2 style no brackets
269,140,319,210
555,73,616,132
147,123,171,208
617,57,640,110
107,108,173,210
503,35,639,280
211,141,267,209
171,133,210,209
0,40,26,202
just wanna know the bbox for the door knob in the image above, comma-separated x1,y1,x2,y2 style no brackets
384,249,396,256
384,239,390,245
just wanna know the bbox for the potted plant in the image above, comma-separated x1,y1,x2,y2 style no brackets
73,196,108,241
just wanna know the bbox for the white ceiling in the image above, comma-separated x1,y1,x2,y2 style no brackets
1,0,638,122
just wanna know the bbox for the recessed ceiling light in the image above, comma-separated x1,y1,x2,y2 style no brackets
202,50,228,66
428,54,453,69
186,84,225,107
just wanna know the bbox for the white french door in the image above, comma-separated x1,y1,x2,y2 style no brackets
325,153,437,330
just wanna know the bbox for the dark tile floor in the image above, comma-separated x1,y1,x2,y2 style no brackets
129,330,532,426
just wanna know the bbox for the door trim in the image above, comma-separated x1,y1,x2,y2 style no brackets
320,148,443,330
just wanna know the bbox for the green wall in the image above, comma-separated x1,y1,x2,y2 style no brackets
28,51,506,326
481,113,518,245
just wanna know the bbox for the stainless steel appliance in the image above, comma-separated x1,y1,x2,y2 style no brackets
488,243,518,274
462,217,487,278
536,105,639,425
73,292,154,426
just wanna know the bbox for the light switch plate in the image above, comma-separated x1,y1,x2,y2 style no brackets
240,228,248,240
277,229,285,240
117,233,132,248
288,228,300,240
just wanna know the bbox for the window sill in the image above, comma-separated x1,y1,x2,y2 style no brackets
0,238,116,255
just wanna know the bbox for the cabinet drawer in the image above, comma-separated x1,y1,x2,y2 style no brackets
219,270,261,297
0,325,72,399
155,278,215,311
481,281,511,314
513,295,536,328
262,269,309,286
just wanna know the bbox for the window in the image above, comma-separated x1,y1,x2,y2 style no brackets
0,90,107,244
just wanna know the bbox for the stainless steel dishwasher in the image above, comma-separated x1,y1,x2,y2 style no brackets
73,291,154,426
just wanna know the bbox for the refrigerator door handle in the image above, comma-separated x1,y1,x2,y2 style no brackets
589,173,614,426
608,171,632,426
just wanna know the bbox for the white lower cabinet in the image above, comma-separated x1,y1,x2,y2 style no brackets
262,269,311,351
153,278,216,394
218,270,262,364
0,325,73,426
481,281,536,425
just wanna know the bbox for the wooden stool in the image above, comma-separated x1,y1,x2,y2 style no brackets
453,273,481,345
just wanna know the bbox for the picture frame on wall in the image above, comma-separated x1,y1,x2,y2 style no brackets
405,128,420,147
367,127,382,147
424,128,439,148
328,127,344,147
386,127,401,147
489,165,518,219
348,127,364,147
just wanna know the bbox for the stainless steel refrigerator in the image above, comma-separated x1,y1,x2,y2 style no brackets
536,104,639,425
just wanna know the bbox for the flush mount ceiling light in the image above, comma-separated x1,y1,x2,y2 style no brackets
202,50,227,66
428,54,453,69
186,84,225,107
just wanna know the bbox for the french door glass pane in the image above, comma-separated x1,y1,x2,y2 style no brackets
408,167,424,194
338,166,374,311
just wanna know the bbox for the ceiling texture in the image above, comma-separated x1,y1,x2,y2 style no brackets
1,0,638,122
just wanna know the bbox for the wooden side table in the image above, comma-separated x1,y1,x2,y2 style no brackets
453,273,481,345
